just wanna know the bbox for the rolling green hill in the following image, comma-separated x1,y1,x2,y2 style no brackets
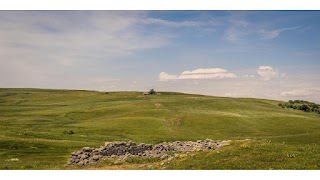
0,88,320,170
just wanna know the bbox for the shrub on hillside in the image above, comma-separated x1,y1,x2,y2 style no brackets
278,100,319,114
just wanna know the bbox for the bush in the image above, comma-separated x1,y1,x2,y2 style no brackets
149,89,156,95
299,105,310,112
312,104,319,109
285,103,293,108
279,100,319,114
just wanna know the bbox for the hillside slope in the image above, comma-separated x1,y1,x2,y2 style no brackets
0,88,320,169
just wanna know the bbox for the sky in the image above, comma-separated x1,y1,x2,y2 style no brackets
0,11,320,102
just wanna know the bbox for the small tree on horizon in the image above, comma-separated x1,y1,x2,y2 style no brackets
149,89,156,95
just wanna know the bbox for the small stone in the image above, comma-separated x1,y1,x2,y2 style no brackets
80,154,88,159
92,155,102,161
160,154,168,160
78,160,84,166
174,154,180,158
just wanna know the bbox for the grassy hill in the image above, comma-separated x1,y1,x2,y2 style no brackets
0,88,320,169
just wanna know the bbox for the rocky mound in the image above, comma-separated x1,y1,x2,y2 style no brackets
68,139,229,166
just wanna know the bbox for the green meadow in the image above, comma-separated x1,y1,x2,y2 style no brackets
0,88,320,170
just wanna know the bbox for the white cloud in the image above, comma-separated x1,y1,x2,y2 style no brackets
258,66,273,70
181,68,227,75
179,68,237,79
159,68,237,81
159,72,179,81
257,66,278,80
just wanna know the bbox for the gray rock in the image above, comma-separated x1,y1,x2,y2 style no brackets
80,154,88,159
68,139,225,166
78,160,84,166
82,147,93,152
92,155,102,161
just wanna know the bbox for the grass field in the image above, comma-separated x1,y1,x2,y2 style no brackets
0,88,320,170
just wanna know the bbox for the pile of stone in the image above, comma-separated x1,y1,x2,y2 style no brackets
68,139,226,166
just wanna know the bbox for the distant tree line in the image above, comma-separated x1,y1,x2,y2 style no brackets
278,100,320,114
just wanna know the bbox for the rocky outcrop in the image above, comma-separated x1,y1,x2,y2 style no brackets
68,139,227,166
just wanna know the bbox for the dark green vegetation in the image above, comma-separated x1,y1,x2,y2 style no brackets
0,88,320,170
278,100,320,114
148,89,156,95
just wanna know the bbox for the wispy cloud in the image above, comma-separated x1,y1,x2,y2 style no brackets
0,11,171,87
224,18,249,43
228,19,249,28
259,26,301,39
225,27,241,43
142,18,206,28
280,88,312,97
0,11,170,64
221,12,304,43
242,74,255,79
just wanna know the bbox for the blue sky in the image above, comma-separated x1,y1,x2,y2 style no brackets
0,11,320,102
